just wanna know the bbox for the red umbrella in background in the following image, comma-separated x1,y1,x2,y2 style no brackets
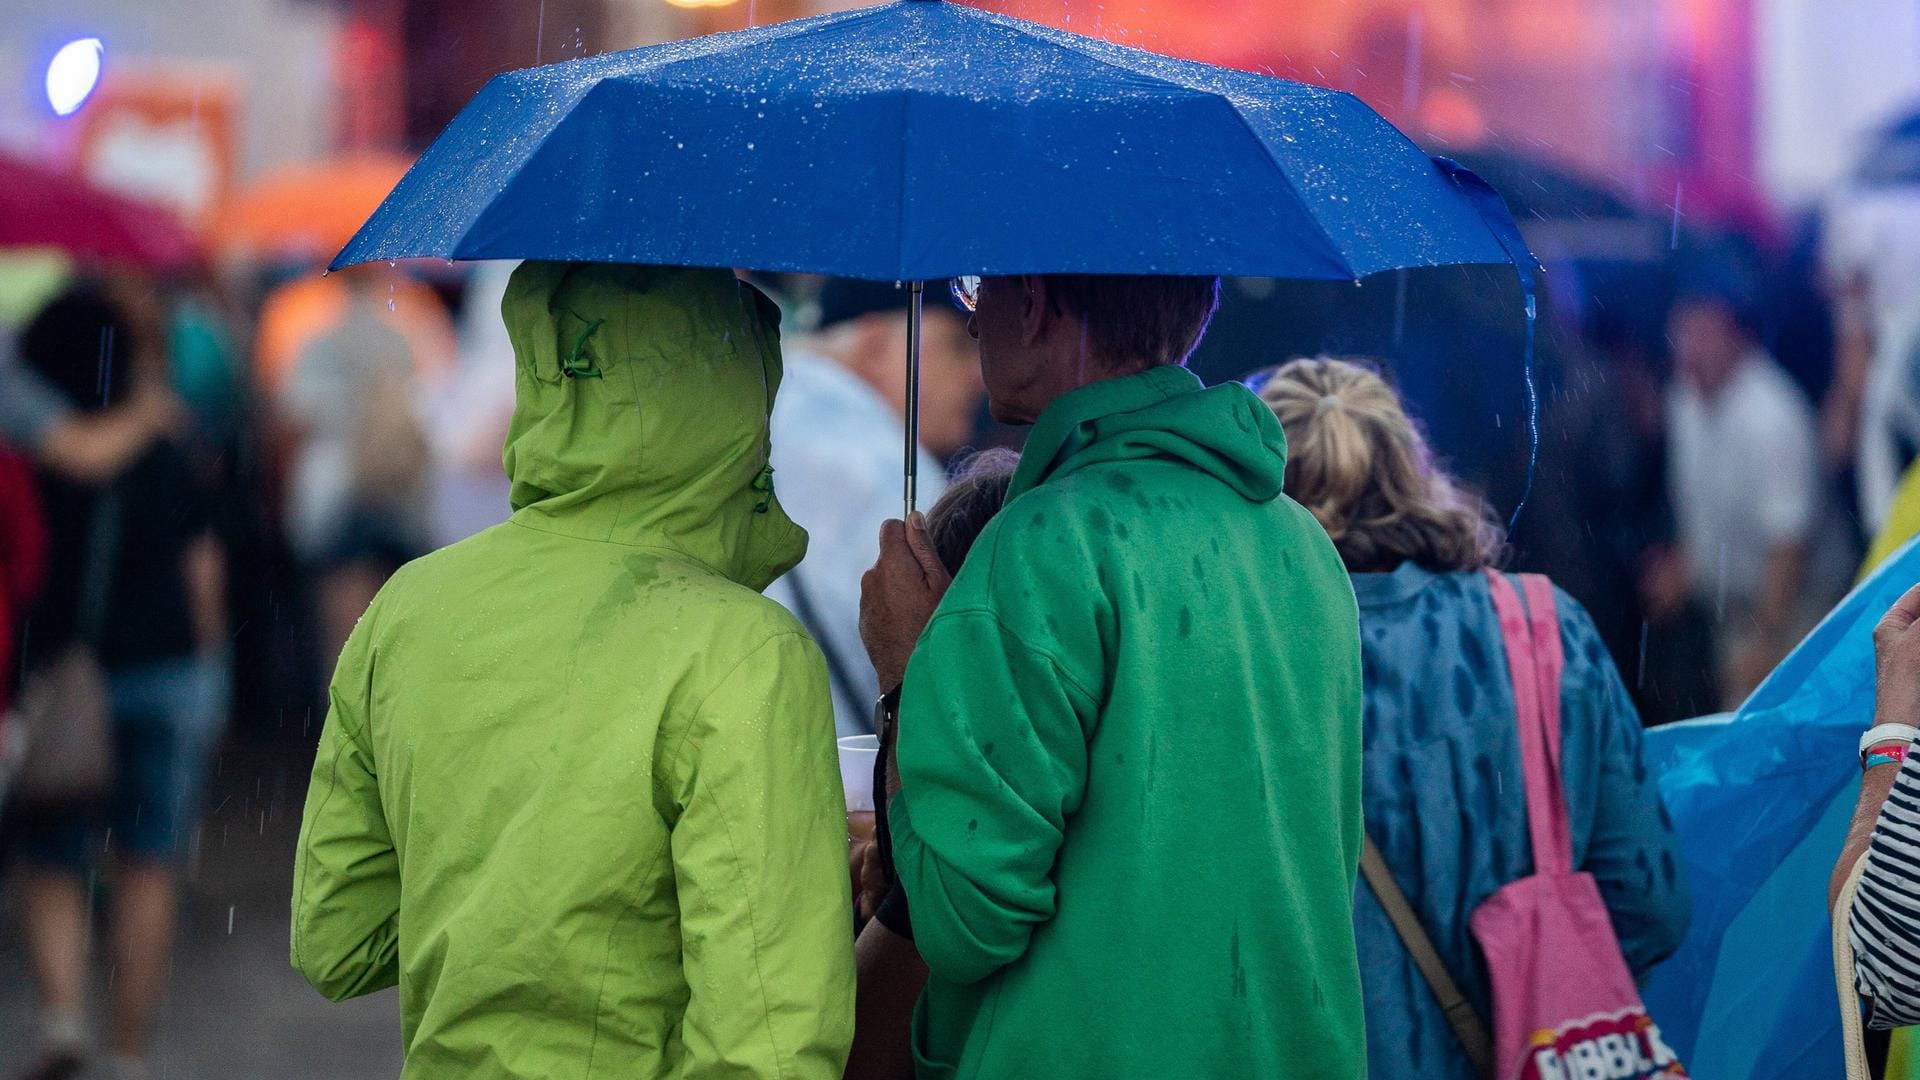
0,155,202,273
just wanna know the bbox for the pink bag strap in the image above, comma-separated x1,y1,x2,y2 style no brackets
1485,570,1572,875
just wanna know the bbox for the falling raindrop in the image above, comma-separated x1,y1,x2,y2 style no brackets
1637,621,1650,690
1669,182,1683,250
535,0,546,63
96,324,115,403
1402,9,1425,115
1715,542,1727,622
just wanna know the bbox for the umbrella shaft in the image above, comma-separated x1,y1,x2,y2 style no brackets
904,281,924,519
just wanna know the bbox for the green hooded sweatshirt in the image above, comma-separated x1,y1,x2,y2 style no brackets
291,262,854,1078
891,364,1366,1079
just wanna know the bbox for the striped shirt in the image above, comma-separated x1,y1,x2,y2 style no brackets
1851,747,1920,1028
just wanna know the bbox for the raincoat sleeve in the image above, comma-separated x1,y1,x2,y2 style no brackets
662,630,854,1079
290,608,401,1002
1561,595,1692,978
889,607,1097,986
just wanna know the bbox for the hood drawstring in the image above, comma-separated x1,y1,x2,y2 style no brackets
752,465,776,514
561,317,606,380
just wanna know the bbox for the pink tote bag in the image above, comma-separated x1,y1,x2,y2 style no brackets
1469,572,1686,1080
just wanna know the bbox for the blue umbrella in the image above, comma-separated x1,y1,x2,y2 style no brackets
334,0,1535,513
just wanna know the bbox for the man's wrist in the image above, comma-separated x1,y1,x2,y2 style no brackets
1866,747,1909,771
1861,722,1920,770
873,685,901,728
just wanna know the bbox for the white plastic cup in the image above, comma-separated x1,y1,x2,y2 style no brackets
838,734,881,813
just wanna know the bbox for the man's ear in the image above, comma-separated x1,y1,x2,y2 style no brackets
1020,275,1049,348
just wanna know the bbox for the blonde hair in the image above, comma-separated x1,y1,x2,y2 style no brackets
1257,357,1503,574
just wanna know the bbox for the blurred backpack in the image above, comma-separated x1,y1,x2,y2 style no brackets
347,351,431,504
298,298,432,506
6,488,119,810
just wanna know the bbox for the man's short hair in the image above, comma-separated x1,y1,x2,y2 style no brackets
1039,274,1222,369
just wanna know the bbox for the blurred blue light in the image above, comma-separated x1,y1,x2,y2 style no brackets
46,38,104,117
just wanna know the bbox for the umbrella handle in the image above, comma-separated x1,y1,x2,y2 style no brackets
903,280,924,519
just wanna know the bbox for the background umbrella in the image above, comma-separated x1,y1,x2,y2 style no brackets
334,0,1534,515
0,154,201,274
213,152,414,265
1855,108,1920,189
1451,149,1671,265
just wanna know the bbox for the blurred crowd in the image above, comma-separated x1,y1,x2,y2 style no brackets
0,147,1917,1074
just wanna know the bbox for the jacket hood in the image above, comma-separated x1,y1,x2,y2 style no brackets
500,261,806,591
1007,364,1289,503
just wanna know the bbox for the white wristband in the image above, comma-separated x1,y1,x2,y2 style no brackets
1861,723,1920,756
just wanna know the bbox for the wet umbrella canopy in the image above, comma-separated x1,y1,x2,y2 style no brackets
334,0,1534,512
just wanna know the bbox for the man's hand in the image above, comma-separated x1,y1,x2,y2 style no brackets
38,386,184,484
1873,583,1920,730
848,812,887,920
859,514,952,691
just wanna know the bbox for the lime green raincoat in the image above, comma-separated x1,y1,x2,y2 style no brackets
291,262,854,1078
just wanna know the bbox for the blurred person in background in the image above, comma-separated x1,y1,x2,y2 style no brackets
273,267,438,680
1257,358,1690,1080
291,262,852,1078
0,347,179,486
6,281,228,1080
424,261,520,548
1836,266,1920,540
251,267,454,401
767,278,983,736
1656,289,1848,707
1822,185,1920,534
1501,307,1674,713
163,281,246,458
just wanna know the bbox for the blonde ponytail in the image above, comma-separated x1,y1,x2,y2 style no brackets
1257,358,1504,574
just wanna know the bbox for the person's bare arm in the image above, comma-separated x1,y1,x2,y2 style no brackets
846,919,930,1080
181,532,227,653
1829,583,1920,911
1755,542,1808,651
1833,763,1903,912
1731,542,1809,696
1823,274,1874,471
37,391,180,484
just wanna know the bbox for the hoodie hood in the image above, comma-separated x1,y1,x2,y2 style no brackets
1007,363,1289,504
500,261,806,591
